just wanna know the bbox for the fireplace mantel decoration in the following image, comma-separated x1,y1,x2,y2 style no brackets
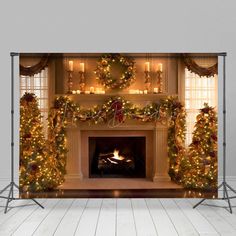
46,95,186,188
94,54,136,90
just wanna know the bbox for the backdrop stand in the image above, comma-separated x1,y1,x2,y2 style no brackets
193,52,236,213
0,52,44,214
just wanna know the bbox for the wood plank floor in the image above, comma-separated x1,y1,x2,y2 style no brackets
1,194,236,235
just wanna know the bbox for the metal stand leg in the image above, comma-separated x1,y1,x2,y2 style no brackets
0,182,44,214
193,181,235,214
193,53,236,213
193,198,206,209
0,52,44,213
0,183,11,196
226,183,236,195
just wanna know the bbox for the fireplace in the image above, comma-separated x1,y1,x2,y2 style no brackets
89,137,146,178
65,127,171,185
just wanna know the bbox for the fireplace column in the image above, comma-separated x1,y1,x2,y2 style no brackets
153,123,171,182
65,128,83,180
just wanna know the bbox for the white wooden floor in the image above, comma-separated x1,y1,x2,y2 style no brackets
0,194,236,236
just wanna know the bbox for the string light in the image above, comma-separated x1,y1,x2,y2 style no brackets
20,94,216,191
180,103,217,189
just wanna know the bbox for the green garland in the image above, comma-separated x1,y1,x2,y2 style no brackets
94,54,136,90
48,96,186,182
47,96,80,181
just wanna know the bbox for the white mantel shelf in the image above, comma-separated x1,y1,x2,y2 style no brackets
56,93,178,102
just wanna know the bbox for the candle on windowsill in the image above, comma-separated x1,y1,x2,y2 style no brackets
145,62,150,72
72,90,76,94
80,63,85,72
144,90,148,94
69,61,73,71
76,90,81,94
154,88,158,94
90,87,95,94
95,88,105,94
95,88,100,94
85,90,90,94
157,63,163,72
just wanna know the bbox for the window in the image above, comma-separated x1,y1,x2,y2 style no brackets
185,67,217,146
20,68,49,135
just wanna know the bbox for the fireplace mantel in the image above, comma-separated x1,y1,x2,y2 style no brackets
65,121,171,187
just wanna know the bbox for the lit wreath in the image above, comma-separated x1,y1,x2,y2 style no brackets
94,54,136,90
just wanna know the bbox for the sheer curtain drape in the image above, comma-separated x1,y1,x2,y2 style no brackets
184,57,218,145
20,68,49,135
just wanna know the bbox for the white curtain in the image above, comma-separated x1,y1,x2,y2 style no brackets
20,67,49,136
185,57,218,145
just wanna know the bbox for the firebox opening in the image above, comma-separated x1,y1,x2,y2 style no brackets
89,137,146,178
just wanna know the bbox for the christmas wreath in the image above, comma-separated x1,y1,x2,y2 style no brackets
94,54,136,90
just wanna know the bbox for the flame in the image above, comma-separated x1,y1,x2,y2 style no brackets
112,149,125,161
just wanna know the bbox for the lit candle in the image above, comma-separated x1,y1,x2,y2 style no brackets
80,63,85,72
85,90,90,94
72,90,76,94
69,61,73,71
144,90,148,94
154,88,158,93
76,90,81,94
90,86,95,94
139,90,143,94
145,62,150,72
157,63,163,72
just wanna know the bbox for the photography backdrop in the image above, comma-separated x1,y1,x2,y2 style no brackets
18,53,218,196
0,0,236,190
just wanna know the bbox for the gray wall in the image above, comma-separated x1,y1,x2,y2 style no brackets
0,0,236,188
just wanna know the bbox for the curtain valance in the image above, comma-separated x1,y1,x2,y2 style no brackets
182,54,218,77
20,54,50,76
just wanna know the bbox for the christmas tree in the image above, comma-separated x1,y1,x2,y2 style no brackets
20,93,61,192
181,103,218,189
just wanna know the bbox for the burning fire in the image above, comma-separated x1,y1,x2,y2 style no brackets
112,149,125,161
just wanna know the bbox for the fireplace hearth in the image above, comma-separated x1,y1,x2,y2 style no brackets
89,137,146,178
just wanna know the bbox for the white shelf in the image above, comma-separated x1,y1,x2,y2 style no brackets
56,93,177,102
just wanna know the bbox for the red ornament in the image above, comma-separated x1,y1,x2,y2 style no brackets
211,134,217,141
23,93,35,103
209,151,216,158
111,100,124,123
29,163,38,173
192,139,200,146
23,133,31,139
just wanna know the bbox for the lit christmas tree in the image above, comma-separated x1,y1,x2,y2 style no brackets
20,93,61,192
181,103,218,189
